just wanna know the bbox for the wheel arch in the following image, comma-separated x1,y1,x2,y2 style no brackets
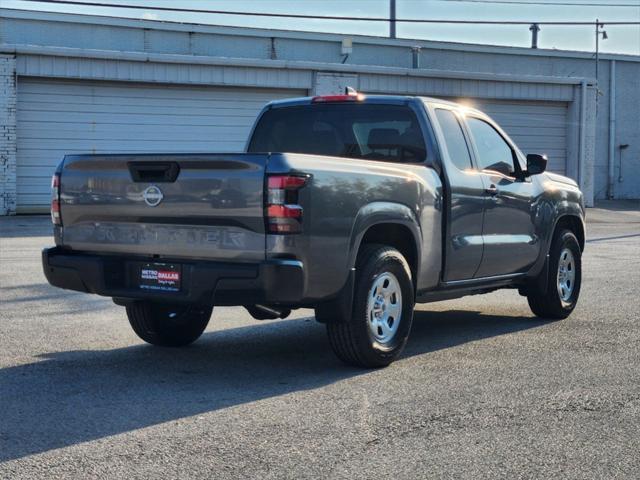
552,214,585,251
357,224,419,286
349,202,422,287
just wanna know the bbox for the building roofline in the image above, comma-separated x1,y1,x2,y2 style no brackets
2,7,639,64
0,43,592,85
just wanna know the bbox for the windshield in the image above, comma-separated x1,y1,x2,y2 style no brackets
248,103,426,163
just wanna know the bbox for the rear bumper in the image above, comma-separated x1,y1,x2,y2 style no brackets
42,247,304,306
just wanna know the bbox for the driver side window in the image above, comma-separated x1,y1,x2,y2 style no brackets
466,117,516,176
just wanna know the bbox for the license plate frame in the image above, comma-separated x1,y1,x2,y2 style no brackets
139,262,182,292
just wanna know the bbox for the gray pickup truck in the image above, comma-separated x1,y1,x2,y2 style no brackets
42,91,585,367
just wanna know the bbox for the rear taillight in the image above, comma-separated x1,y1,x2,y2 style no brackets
266,174,308,234
51,173,61,225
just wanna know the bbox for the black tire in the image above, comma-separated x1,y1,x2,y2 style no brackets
326,244,415,368
527,229,582,320
126,301,212,347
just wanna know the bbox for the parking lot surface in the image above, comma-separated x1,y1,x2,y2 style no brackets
1,203,639,479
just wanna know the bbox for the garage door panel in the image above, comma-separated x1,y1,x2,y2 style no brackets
18,102,273,117
18,95,271,114
17,153,86,165
500,127,565,137
19,128,251,142
475,101,567,113
18,110,260,127
22,139,253,151
15,181,51,193
516,148,566,159
19,123,251,135
18,166,62,178
17,194,51,206
18,80,295,102
16,79,304,211
18,89,282,103
490,116,567,126
19,135,250,145
18,141,245,157
512,138,567,149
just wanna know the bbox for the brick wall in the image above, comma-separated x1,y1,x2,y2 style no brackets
0,55,17,215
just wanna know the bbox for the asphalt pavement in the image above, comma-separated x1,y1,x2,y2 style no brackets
1,202,639,479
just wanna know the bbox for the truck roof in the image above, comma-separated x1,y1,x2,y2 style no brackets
267,94,482,115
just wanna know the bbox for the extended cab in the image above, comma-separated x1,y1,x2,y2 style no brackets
43,92,585,367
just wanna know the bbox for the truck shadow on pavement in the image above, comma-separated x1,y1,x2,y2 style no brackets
0,308,545,462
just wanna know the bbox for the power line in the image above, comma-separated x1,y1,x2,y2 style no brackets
436,0,640,6
12,0,640,25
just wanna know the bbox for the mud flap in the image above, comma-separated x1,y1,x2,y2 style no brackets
314,268,355,324
537,253,550,294
519,253,550,297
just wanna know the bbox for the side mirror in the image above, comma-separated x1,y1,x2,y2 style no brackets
525,154,547,176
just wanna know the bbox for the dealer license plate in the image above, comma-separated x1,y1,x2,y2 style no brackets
139,263,182,292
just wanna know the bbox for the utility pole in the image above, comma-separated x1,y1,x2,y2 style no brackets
529,23,540,49
390,0,397,39
595,19,608,91
595,19,608,114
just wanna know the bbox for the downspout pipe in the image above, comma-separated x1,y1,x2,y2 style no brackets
607,60,616,199
579,79,587,191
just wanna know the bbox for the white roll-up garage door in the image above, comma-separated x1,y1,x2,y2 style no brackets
16,79,305,212
472,99,568,175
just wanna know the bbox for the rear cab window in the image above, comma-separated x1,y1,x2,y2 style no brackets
248,103,427,163
434,109,473,171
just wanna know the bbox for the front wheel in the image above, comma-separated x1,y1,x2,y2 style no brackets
126,301,212,347
527,229,582,319
326,245,415,368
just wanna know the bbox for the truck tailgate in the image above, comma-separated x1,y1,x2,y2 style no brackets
58,153,268,262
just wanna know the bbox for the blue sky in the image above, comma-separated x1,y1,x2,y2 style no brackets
3,0,640,55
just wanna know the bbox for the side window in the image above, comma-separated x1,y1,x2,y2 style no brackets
435,109,473,171
466,117,515,176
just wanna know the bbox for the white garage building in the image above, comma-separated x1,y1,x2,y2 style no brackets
2,7,639,214
15,80,304,208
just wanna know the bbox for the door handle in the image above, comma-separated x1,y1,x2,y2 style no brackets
485,184,499,196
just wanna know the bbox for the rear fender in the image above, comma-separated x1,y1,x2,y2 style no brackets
318,202,421,324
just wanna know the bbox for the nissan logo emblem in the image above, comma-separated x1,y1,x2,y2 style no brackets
142,185,163,207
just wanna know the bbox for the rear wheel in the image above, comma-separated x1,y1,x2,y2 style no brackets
326,245,415,368
527,229,582,319
126,301,212,347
